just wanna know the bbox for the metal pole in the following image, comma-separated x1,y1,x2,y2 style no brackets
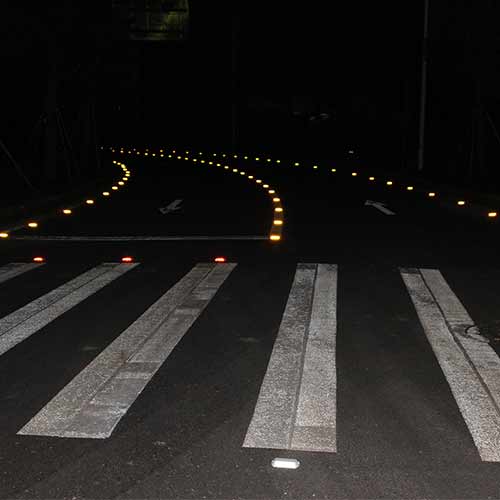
231,12,239,152
417,0,430,171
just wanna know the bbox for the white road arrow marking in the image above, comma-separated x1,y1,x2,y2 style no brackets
364,200,395,215
159,199,183,214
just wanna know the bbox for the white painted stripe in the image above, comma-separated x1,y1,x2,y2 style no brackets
0,263,138,357
401,268,500,462
0,263,44,284
19,263,236,439
292,264,337,452
10,235,267,241
420,269,500,431
365,200,395,215
243,263,337,452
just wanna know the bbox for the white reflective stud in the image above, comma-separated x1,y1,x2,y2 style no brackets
271,458,300,470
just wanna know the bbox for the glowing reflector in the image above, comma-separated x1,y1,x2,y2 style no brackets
28,222,38,228
112,186,118,190
331,169,336,172
268,190,275,194
118,181,124,185
351,172,357,176
121,256,134,263
248,175,254,179
275,207,283,212
86,199,95,204
214,257,226,263
103,192,110,196
428,192,436,197
270,235,281,241
386,181,393,186
0,232,9,238
263,184,269,188
407,186,414,191
63,209,72,214
457,200,465,206
33,257,45,263
273,197,281,202
488,212,497,218
271,458,299,469
273,220,283,225
369,177,375,181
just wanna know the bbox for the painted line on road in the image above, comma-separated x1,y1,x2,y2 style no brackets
0,263,44,284
364,200,395,215
243,263,337,452
19,262,236,439
9,235,268,241
0,263,138,357
401,268,500,462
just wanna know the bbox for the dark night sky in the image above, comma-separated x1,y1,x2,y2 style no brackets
2,2,500,188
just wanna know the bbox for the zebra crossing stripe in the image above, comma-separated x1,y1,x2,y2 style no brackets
18,262,236,439
0,263,138,357
0,263,44,284
401,268,500,462
243,263,337,452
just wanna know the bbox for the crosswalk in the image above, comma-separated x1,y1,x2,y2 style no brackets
243,263,338,452
0,261,499,462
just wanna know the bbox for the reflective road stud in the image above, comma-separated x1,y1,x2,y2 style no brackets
271,458,300,469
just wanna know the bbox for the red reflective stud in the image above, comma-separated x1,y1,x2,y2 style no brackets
121,256,134,263
33,256,45,263
214,257,226,263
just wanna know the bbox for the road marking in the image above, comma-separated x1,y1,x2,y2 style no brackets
0,263,138,357
0,263,44,284
243,263,337,452
401,268,500,462
9,235,267,241
364,200,395,215
159,199,183,214
19,263,236,439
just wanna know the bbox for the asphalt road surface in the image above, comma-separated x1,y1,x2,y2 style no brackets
1,148,500,500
